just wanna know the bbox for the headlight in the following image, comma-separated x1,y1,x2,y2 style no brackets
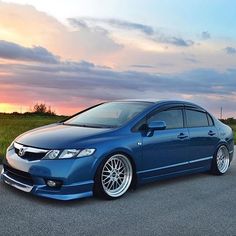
45,150,60,159
43,148,96,160
59,149,80,159
77,149,96,157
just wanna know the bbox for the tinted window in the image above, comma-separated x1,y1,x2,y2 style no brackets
65,102,152,128
148,109,184,129
186,110,208,127
207,114,214,126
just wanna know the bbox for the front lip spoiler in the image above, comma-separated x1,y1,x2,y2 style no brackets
1,172,33,193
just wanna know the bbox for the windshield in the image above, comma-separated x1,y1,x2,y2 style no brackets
64,102,152,128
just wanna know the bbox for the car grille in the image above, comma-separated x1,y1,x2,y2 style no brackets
4,165,34,185
14,142,48,161
15,147,46,161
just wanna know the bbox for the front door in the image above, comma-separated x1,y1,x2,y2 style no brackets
140,108,190,180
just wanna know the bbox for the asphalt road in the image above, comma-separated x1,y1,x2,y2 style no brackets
0,148,236,236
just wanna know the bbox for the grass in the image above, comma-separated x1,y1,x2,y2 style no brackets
0,114,65,163
0,114,235,164
230,124,236,143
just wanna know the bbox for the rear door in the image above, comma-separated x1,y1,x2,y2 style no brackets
185,107,219,168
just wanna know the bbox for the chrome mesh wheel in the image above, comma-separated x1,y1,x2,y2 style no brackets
101,154,133,198
216,146,230,174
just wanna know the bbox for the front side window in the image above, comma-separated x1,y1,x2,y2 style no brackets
147,109,184,129
64,102,152,128
186,109,209,127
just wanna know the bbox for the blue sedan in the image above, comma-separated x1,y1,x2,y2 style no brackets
1,100,234,200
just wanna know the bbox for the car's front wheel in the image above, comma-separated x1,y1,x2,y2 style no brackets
211,145,230,175
94,153,133,199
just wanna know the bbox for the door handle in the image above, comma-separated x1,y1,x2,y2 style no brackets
208,130,216,136
177,133,188,139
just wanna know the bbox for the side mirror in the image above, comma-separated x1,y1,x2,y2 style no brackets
148,121,166,131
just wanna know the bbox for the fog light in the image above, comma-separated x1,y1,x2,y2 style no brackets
46,180,62,188
47,180,56,187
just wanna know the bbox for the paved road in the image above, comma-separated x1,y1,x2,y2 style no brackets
0,149,236,236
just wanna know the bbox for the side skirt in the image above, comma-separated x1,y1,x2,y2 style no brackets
137,165,211,185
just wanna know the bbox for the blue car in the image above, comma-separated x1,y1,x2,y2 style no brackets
1,100,234,200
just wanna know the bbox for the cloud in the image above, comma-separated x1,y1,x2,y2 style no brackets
0,0,197,74
69,17,194,47
1,57,236,115
68,18,88,28
0,1,235,116
224,46,236,55
161,37,194,47
107,19,154,35
0,1,122,61
0,40,59,63
131,64,156,68
98,18,154,35
201,31,211,40
69,17,154,35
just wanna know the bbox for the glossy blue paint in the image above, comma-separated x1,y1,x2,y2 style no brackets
1,100,234,200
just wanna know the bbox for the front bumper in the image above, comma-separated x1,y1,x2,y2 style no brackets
1,149,96,200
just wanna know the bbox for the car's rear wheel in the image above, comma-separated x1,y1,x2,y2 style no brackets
94,154,133,199
211,145,230,175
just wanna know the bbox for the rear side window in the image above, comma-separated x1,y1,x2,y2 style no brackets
148,109,184,129
186,109,209,127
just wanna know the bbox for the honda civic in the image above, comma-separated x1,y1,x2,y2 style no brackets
1,100,234,200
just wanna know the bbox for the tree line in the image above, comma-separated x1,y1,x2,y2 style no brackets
9,103,57,116
220,117,236,125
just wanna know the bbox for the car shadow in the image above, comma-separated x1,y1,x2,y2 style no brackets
134,171,210,192
0,171,209,205
134,167,235,194
1,182,96,206
1,166,235,206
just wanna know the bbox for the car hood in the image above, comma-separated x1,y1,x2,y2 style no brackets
15,124,111,149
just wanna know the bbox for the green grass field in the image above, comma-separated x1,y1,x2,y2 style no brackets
231,125,236,143
0,114,235,163
0,114,65,163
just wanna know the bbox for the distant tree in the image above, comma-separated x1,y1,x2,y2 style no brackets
47,106,56,115
33,103,47,113
33,103,56,115
220,117,236,125
12,112,20,115
226,117,236,124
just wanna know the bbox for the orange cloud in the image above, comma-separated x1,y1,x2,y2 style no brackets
0,1,121,63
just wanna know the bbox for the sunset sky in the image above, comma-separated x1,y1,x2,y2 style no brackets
0,0,236,117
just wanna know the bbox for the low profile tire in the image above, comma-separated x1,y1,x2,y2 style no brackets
94,154,133,200
211,145,230,175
